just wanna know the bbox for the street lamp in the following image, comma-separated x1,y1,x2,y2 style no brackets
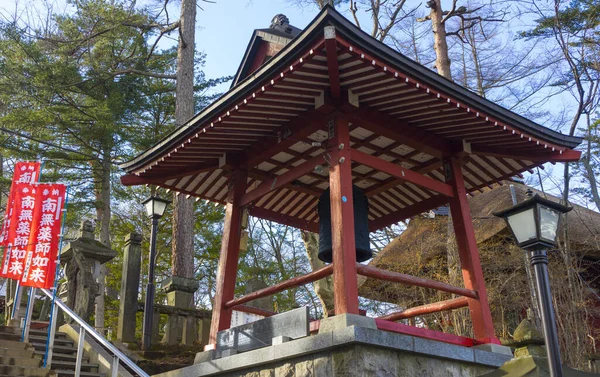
494,192,572,377
141,195,170,350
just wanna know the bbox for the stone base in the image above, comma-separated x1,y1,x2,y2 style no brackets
154,323,512,377
160,276,200,345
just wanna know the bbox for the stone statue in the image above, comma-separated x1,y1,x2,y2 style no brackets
64,247,99,323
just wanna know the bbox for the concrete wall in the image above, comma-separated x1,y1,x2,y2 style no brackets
155,323,511,377
214,344,495,377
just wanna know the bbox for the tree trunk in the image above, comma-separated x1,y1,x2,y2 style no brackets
429,0,452,80
171,0,197,281
301,231,334,317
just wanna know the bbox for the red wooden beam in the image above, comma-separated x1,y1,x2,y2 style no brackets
242,110,328,168
120,174,156,186
224,265,333,309
351,149,453,197
248,206,319,233
366,160,444,198
356,264,477,299
368,194,449,231
470,145,581,163
240,154,326,206
378,297,470,322
329,116,360,315
208,170,247,346
324,27,341,99
374,319,475,347
247,169,321,198
446,157,499,344
343,106,450,159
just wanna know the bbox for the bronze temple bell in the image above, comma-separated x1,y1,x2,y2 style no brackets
317,185,372,263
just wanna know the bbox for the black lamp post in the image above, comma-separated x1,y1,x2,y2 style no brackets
494,193,572,377
141,195,170,350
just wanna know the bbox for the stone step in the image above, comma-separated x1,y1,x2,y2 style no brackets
29,329,68,339
29,335,74,346
0,346,35,358
50,360,99,372
0,332,21,341
32,342,78,354
0,364,51,376
55,370,105,377
0,339,31,350
0,325,22,335
35,351,89,363
0,355,42,367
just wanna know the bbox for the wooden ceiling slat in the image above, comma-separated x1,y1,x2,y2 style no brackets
195,170,225,197
383,187,413,207
393,103,452,118
350,77,398,94
271,189,298,213
287,195,314,217
359,85,414,103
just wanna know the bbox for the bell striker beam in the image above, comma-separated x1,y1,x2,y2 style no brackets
329,116,360,315
208,169,247,346
445,157,499,344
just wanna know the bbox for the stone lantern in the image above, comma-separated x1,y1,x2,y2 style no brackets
60,220,117,325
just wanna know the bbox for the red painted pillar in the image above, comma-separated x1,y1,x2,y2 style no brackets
446,157,499,344
329,116,360,315
208,170,247,347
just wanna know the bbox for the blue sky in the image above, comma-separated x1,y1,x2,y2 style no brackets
196,1,319,86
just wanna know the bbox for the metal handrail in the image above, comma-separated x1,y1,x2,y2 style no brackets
40,288,149,377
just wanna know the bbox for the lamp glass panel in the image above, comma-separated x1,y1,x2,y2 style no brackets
154,200,168,217
144,200,155,217
506,208,537,244
539,205,560,243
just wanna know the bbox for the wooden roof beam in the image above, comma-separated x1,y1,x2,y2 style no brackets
241,154,327,206
343,105,451,159
369,194,450,231
248,206,319,233
324,26,341,99
351,149,453,197
121,160,220,186
242,109,329,168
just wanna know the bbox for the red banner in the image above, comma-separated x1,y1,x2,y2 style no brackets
0,184,38,279
21,184,66,289
0,161,41,247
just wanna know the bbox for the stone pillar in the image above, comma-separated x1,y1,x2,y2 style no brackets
117,233,142,343
161,276,199,345
182,315,197,345
198,317,211,348
152,311,161,344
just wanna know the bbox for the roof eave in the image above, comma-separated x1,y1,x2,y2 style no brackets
120,5,583,174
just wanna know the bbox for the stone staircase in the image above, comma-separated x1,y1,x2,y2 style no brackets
0,325,105,377
0,325,54,377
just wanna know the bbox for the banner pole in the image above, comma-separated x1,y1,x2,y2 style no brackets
10,282,21,321
44,186,69,369
21,287,36,342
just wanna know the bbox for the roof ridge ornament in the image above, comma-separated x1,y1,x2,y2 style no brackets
270,14,293,34
324,25,336,39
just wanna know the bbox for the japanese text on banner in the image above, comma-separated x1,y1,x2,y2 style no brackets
0,185,38,279
0,161,41,247
21,184,66,289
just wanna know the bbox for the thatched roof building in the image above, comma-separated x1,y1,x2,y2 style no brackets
360,182,600,303
358,182,600,367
